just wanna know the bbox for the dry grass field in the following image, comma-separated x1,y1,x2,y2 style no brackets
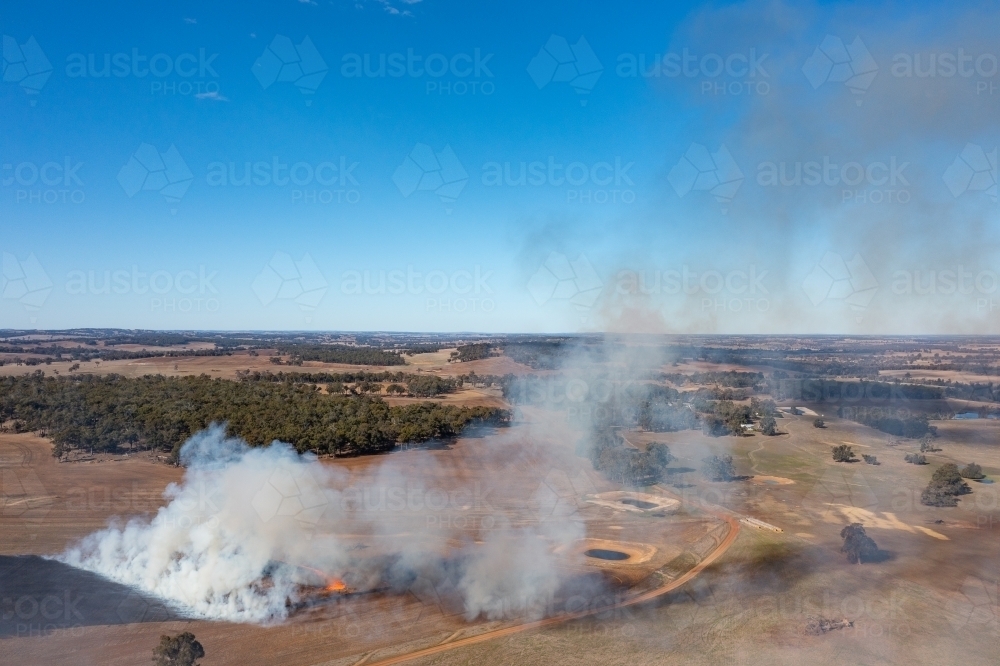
390,410,999,666
0,409,729,666
2,350,998,665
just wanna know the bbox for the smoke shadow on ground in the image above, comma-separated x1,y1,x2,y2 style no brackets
411,440,457,451
866,549,895,564
701,542,818,598
0,555,183,638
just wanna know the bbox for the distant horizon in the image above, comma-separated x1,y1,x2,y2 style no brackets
4,328,1000,340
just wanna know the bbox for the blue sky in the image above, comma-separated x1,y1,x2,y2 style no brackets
2,0,999,334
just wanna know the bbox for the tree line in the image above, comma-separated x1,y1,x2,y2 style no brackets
233,370,460,397
836,407,934,439
0,345,235,366
0,373,509,459
450,343,495,362
661,371,766,390
273,343,406,365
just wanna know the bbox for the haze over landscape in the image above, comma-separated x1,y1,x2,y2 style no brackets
2,1,999,665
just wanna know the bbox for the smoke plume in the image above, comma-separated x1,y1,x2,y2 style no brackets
57,423,587,624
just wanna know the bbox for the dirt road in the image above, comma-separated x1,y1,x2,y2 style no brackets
366,500,741,666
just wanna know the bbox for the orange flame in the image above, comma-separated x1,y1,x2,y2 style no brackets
297,565,348,593
324,578,347,592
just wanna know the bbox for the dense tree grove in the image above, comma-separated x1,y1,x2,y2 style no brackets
405,375,460,397
403,344,443,355
774,379,945,402
274,344,405,365
109,333,209,347
233,370,460,397
0,345,233,366
450,343,494,362
500,376,692,428
921,463,972,506
837,407,934,439
637,396,700,432
942,382,1000,403
0,373,509,459
661,371,766,390
581,429,676,486
749,397,778,416
502,341,569,369
699,400,752,436
501,375,769,436
235,370,415,384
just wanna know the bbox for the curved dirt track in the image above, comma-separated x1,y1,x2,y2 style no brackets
366,503,741,666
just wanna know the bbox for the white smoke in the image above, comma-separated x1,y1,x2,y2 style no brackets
58,425,351,622
57,424,590,624
459,522,581,621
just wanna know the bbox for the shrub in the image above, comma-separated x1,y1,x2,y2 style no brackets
832,444,854,462
153,632,204,666
840,523,878,564
702,454,737,481
960,462,985,480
